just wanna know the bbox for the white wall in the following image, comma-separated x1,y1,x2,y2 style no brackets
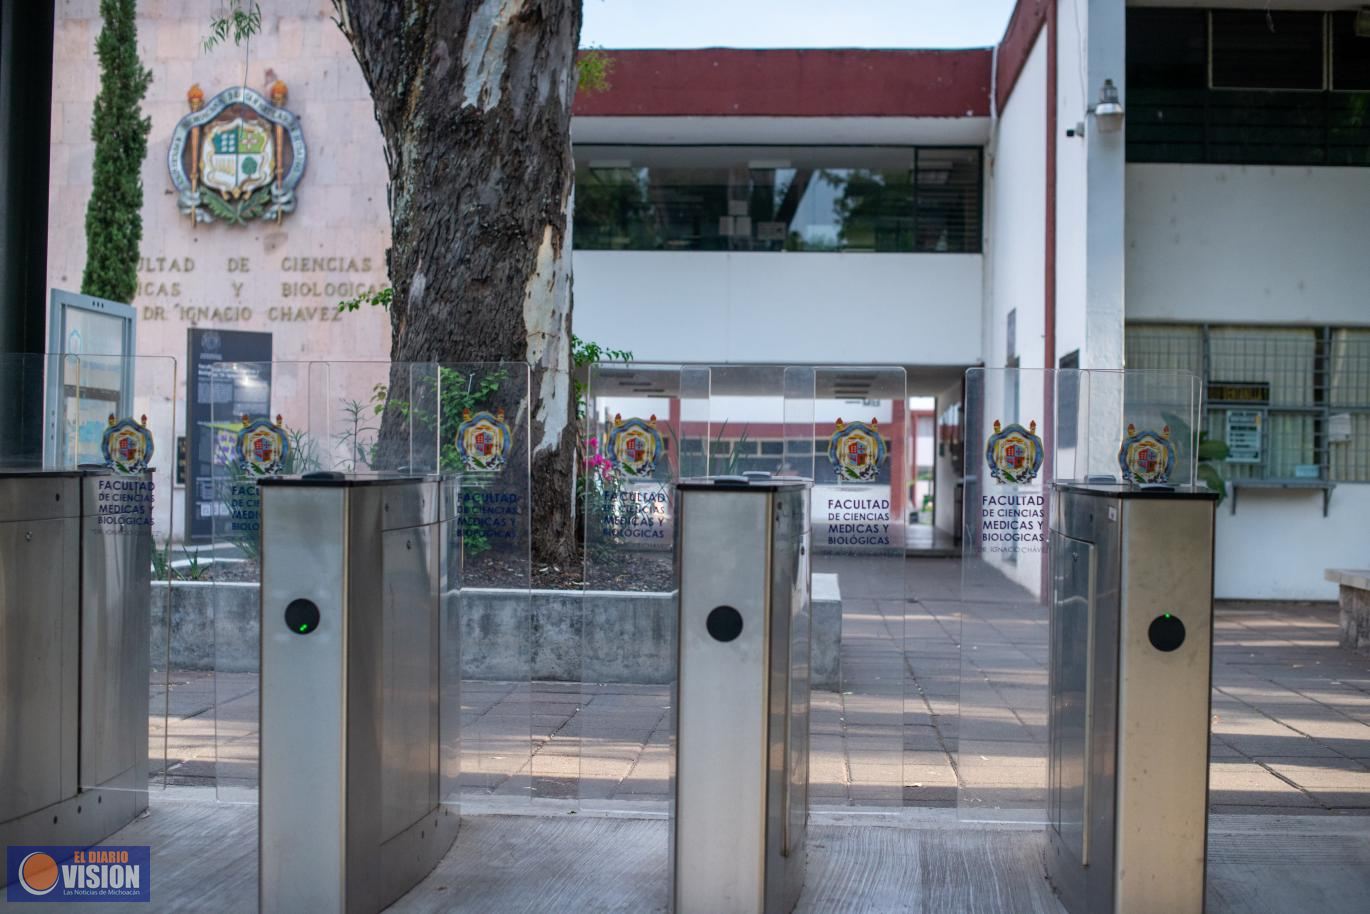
571,251,983,365
1215,485,1370,601
1054,0,1127,370
981,34,1048,594
1126,164,1370,326
1127,163,1370,600
1055,0,1090,366
985,36,1047,371
1080,0,1127,370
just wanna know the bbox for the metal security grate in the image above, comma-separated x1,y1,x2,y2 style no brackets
1127,323,1370,483
1330,329,1370,481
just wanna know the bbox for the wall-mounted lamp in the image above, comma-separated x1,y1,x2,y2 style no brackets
1089,79,1125,133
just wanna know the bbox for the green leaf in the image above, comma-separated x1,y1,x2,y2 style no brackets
1197,438,1230,461
203,1,262,52
1197,463,1226,503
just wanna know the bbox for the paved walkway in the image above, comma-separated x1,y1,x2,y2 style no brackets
150,559,1370,814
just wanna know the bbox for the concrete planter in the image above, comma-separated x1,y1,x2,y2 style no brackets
456,588,678,683
150,581,259,672
1325,568,1370,653
151,575,843,687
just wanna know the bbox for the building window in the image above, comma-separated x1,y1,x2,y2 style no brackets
1210,10,1325,91
572,146,982,254
1128,8,1208,90
1332,11,1370,91
1126,323,1370,484
1127,9,1370,167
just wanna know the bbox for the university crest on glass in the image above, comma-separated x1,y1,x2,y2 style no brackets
236,415,290,476
101,414,154,475
607,414,663,478
827,418,886,482
985,419,1043,485
456,409,512,472
1118,424,1176,484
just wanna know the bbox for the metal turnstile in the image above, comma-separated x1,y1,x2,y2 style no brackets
0,469,151,854
674,475,811,914
1046,483,1218,914
258,474,458,914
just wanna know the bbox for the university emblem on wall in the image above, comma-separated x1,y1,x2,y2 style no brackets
607,414,663,478
985,419,1043,485
1118,424,1175,484
456,409,512,472
828,418,886,482
169,82,306,224
101,414,154,475
236,415,290,476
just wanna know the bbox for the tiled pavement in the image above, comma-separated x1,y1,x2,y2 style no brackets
149,559,1370,814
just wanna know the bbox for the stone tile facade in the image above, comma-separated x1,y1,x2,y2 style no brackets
48,1,393,368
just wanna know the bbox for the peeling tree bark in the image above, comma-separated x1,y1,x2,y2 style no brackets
333,0,581,568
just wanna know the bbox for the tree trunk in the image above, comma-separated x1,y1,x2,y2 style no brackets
334,0,581,568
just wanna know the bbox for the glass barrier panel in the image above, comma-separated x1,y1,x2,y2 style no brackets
437,362,533,807
1070,369,1202,488
0,353,72,468
959,366,1059,822
958,367,1202,822
807,367,908,809
580,364,708,816
316,360,441,475
55,356,179,814
206,361,315,802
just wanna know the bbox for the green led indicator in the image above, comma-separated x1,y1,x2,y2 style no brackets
1164,613,1172,619
285,599,320,635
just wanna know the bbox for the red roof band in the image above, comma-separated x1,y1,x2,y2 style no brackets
572,48,994,118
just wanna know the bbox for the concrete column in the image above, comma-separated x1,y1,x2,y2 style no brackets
1083,0,1126,370
0,0,55,357
0,0,55,466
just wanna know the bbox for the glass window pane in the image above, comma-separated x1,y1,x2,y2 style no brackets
1209,327,1317,408
1125,324,1203,374
1332,12,1370,90
915,148,981,253
571,146,981,254
1128,8,1209,90
1211,11,1325,91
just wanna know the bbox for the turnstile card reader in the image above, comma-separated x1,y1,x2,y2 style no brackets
0,469,152,855
674,476,811,914
1046,483,1217,914
259,475,458,914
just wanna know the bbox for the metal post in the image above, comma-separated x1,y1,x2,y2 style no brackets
258,475,458,914
0,469,151,859
673,475,811,914
1046,481,1217,914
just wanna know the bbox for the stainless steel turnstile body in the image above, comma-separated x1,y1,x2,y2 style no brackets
674,476,811,914
0,469,151,854
258,475,458,914
1046,483,1217,914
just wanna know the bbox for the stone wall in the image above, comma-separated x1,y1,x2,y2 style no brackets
50,0,393,367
